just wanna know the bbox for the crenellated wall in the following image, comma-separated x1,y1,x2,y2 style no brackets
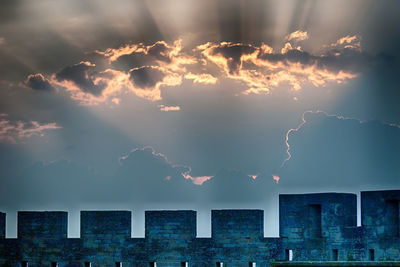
0,190,399,267
81,211,131,240
145,210,196,239
17,212,68,240
212,210,264,239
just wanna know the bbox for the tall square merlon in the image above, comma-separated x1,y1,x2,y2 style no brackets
0,212,5,238
361,190,400,238
211,209,263,239
80,210,131,239
279,193,357,241
17,211,67,239
145,210,196,239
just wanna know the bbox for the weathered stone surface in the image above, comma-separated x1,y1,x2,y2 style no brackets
17,211,68,240
145,210,196,240
0,190,399,267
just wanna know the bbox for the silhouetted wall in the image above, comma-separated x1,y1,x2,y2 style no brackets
0,190,399,267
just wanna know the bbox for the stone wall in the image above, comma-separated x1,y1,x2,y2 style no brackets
0,190,399,267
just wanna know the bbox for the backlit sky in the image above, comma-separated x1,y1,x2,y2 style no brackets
0,0,400,238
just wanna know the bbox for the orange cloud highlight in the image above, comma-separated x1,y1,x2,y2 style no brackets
325,35,361,51
55,35,365,105
185,72,218,85
197,37,361,95
285,30,309,42
182,171,214,185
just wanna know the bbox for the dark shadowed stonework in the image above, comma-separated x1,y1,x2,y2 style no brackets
0,190,399,267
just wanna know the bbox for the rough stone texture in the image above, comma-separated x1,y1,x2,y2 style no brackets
212,210,264,239
0,190,399,267
17,211,68,240
361,191,400,262
145,211,196,239
279,193,357,242
80,211,131,240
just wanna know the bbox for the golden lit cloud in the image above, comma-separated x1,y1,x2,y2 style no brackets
197,34,363,95
52,64,183,105
54,40,196,105
325,35,361,51
53,35,366,105
285,30,309,42
184,72,218,85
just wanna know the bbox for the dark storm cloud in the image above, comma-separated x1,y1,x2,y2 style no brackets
147,42,173,63
207,43,256,75
129,66,166,89
279,111,400,190
24,73,54,91
203,37,374,76
55,61,106,96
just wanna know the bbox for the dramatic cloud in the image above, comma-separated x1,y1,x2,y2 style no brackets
119,146,214,186
285,30,309,42
97,39,196,68
0,114,61,144
279,110,400,189
325,35,361,51
49,40,199,105
184,72,218,85
55,61,106,96
196,32,366,94
197,42,257,75
24,73,54,91
281,110,377,167
47,33,376,105
129,66,167,89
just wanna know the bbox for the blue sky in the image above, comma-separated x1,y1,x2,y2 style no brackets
0,0,399,238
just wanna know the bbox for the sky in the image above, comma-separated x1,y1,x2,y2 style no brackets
0,0,400,238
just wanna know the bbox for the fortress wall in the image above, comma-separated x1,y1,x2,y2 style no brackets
361,190,400,261
145,210,196,239
80,211,131,240
362,190,400,238
0,190,399,266
279,193,357,243
17,211,67,239
211,209,264,239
